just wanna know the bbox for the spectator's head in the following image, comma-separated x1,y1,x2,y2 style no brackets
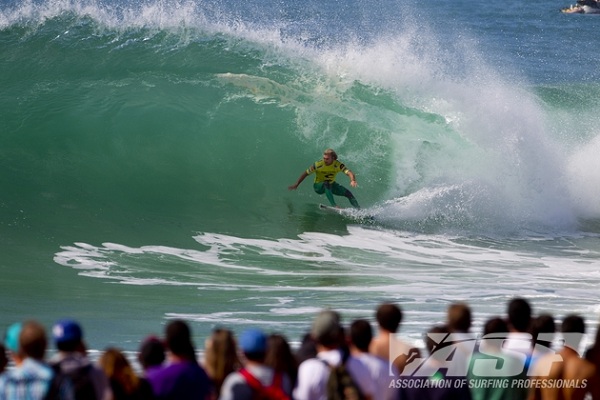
204,328,240,393
52,319,83,352
375,303,402,333
138,336,165,370
20,320,47,361
349,319,373,353
311,310,343,348
507,298,532,333
532,314,555,350
99,347,139,394
295,333,317,365
205,329,238,368
165,320,196,361
265,334,296,375
561,314,586,351
425,325,450,355
483,317,509,336
447,302,472,333
239,329,267,362
479,317,509,351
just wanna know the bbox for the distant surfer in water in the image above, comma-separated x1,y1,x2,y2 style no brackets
288,148,360,209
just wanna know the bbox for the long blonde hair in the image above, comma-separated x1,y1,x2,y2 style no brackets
204,329,240,393
98,347,140,394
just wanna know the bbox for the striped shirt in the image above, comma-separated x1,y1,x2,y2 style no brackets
0,358,54,400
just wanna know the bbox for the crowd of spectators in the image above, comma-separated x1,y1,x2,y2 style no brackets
1,297,600,399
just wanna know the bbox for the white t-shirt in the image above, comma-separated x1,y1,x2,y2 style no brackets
503,332,533,357
294,349,376,400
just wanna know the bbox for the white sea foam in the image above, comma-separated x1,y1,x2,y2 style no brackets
567,133,600,217
54,227,600,343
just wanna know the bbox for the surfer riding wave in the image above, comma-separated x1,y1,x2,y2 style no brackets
288,148,360,209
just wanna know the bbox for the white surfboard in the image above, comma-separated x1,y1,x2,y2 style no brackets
318,204,374,221
319,203,351,214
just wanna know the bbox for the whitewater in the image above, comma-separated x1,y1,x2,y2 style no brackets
1,0,600,352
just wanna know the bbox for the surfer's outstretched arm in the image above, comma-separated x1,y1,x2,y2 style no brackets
346,169,358,188
288,171,308,190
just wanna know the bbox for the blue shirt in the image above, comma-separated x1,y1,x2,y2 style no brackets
0,358,58,400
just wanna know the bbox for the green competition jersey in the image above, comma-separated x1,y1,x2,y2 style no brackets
306,160,349,183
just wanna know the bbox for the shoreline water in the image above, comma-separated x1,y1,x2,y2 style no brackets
5,304,599,377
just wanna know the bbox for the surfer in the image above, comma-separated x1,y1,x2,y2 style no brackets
288,148,360,209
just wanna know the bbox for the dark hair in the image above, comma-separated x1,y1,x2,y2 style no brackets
480,317,509,351
20,320,47,360
483,317,509,336
532,314,555,349
425,325,450,355
507,298,532,332
316,327,344,349
265,334,298,386
376,303,403,333
561,314,586,351
561,314,585,334
138,336,165,370
56,340,80,352
295,333,317,365
244,351,266,362
349,320,372,352
165,320,196,362
447,303,472,333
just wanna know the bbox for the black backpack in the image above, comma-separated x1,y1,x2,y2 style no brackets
45,363,97,400
321,352,365,400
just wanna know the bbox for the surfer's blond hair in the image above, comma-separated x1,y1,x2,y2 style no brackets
323,148,338,160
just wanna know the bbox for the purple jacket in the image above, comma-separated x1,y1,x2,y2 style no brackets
147,361,212,400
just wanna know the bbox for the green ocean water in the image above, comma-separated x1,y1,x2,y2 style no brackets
2,0,600,352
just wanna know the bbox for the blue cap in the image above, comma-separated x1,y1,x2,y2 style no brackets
4,322,22,352
52,319,83,344
239,329,267,353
